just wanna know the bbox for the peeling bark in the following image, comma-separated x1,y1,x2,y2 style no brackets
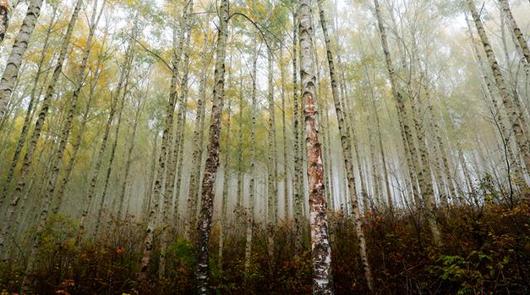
299,0,334,293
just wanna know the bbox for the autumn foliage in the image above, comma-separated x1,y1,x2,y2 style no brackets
1,198,529,294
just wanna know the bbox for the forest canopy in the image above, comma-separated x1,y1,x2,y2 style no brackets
0,0,529,294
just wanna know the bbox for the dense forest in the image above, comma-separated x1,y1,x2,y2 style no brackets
0,0,529,293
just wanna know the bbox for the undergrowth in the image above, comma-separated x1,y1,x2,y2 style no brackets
1,200,529,294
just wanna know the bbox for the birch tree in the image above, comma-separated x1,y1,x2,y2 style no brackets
299,0,333,293
318,0,373,289
0,0,83,257
0,0,43,121
467,0,530,172
195,0,228,292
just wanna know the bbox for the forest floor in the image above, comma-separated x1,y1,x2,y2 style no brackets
1,200,529,294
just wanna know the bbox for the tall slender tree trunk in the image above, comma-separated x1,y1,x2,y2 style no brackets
94,75,129,237
185,32,210,237
1,5,58,205
299,0,333,293
410,93,442,244
54,52,105,213
116,97,143,220
280,46,290,218
292,9,304,252
244,42,258,276
365,73,393,210
426,97,459,203
348,110,370,213
160,1,193,277
0,0,82,257
498,0,530,66
372,5,423,208
218,99,232,274
170,26,192,224
45,0,104,229
0,0,43,120
236,71,244,211
318,0,372,290
78,30,135,243
143,133,159,221
171,2,195,229
38,3,104,221
314,51,334,213
14,0,82,196
467,0,530,171
195,0,228,292
373,0,441,245
138,12,183,283
368,127,382,207
465,13,525,186
266,48,278,265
